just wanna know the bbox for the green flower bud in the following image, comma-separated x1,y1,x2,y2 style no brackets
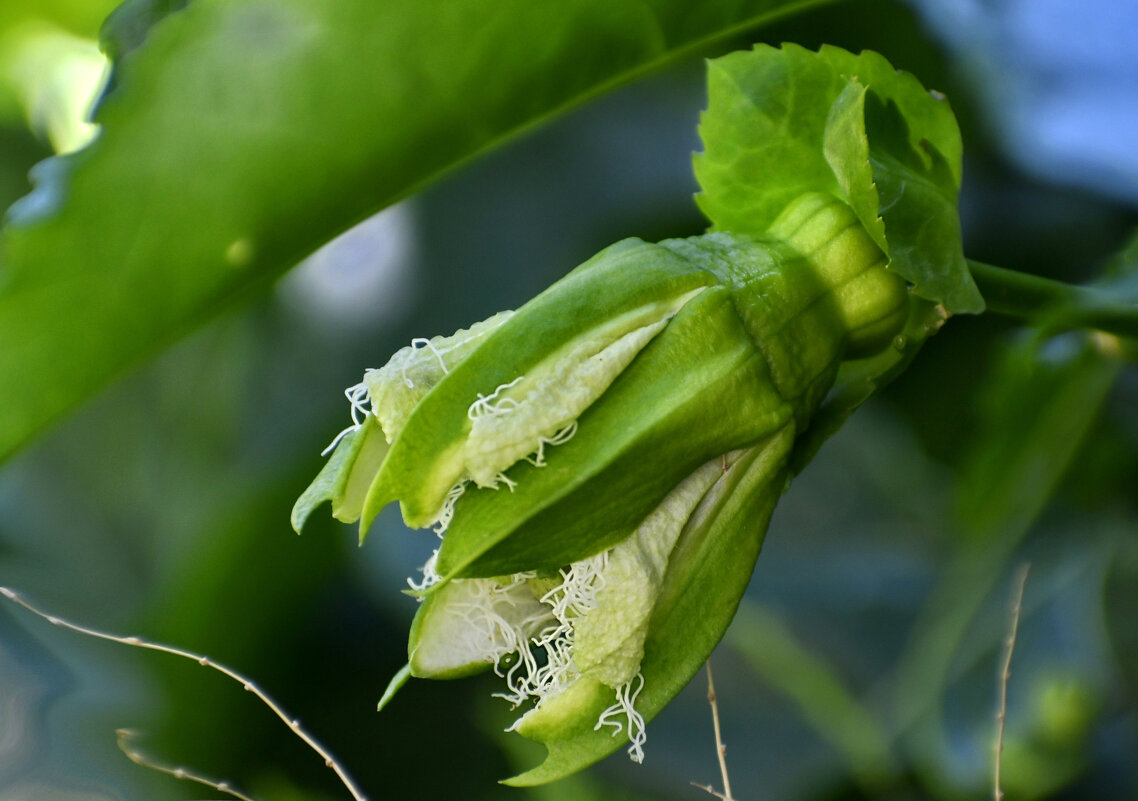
293,192,909,783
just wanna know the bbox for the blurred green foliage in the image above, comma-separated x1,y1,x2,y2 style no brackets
0,0,825,462
0,0,1135,800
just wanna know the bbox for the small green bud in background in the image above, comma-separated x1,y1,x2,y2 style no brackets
294,191,912,782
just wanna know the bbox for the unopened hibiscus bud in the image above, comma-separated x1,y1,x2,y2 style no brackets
293,191,911,783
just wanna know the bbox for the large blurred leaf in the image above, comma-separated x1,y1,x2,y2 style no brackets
893,333,1121,791
1104,536,1138,702
0,0,120,39
728,600,897,794
0,0,828,463
99,0,191,62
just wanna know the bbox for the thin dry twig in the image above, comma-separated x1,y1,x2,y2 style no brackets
690,781,731,800
995,563,1030,801
117,728,255,801
1,586,368,801
692,660,736,801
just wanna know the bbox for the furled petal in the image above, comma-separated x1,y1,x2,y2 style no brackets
506,428,794,784
362,238,717,530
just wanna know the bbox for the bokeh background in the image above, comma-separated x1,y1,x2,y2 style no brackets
1,0,1136,799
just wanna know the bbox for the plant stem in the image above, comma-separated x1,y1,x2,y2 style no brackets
967,259,1138,339
1,587,368,801
994,563,1030,801
706,661,734,801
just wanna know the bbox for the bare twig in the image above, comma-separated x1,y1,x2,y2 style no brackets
1,586,368,801
995,564,1030,801
117,729,255,801
694,660,736,801
690,781,731,800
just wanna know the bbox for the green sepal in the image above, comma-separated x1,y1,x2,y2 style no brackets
658,233,845,406
786,296,945,476
504,427,795,785
291,415,389,533
359,238,717,534
434,286,793,579
376,663,412,712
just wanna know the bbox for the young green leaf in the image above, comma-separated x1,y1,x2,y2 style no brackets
694,43,850,236
694,43,983,314
823,79,887,253
862,93,979,314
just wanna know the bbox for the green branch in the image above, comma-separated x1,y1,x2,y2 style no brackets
967,259,1138,340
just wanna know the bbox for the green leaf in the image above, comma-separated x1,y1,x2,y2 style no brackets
954,338,1121,537
1105,538,1138,704
694,43,984,315
892,334,1121,757
99,0,190,62
816,46,962,184
0,0,828,464
862,93,981,314
695,43,849,236
0,0,120,39
823,79,887,253
727,601,897,793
